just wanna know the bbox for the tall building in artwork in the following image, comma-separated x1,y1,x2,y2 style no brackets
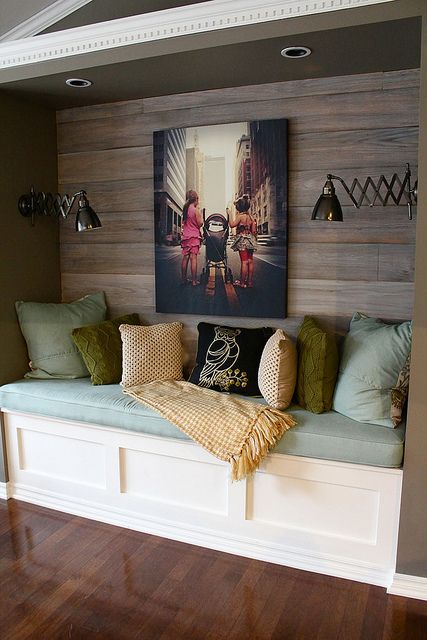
186,137,205,205
235,134,251,199
203,155,226,216
153,127,186,244
249,120,287,237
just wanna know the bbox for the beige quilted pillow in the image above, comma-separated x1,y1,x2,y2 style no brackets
258,329,297,410
120,322,183,387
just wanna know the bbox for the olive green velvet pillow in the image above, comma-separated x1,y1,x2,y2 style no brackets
296,316,339,414
72,313,140,385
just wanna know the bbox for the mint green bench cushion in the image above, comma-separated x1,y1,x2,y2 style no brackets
272,404,405,467
0,378,187,441
0,379,405,468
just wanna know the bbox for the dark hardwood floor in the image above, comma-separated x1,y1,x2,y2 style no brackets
0,499,426,639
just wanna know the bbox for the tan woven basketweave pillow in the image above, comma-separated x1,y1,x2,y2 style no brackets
258,329,297,410
120,322,183,387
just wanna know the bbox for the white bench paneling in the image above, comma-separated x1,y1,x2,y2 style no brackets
2,409,402,588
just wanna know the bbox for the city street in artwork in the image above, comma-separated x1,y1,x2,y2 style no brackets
153,119,288,319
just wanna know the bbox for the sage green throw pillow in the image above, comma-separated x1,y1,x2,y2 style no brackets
15,292,107,379
332,312,412,427
72,314,140,385
296,316,339,414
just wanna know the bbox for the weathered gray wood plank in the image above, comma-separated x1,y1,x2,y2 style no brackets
61,243,154,275
142,70,418,113
57,88,419,154
57,114,153,154
130,88,420,136
60,211,154,244
378,244,415,282
288,279,413,319
57,180,153,212
288,243,379,280
58,147,152,183
290,127,419,171
289,208,417,244
62,273,155,308
57,99,144,124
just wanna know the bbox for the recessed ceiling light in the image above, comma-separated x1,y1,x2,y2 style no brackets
281,46,312,59
65,78,93,88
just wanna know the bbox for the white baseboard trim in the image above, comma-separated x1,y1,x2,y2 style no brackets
0,481,10,500
388,573,427,601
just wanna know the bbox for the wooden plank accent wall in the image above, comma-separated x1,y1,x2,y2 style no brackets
58,69,419,351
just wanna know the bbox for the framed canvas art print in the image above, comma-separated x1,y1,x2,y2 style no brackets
153,118,288,318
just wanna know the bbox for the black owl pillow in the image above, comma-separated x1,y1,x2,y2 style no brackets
189,322,273,396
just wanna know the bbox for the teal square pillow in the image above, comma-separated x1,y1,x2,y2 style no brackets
15,292,107,379
72,313,140,385
332,312,412,427
296,316,339,414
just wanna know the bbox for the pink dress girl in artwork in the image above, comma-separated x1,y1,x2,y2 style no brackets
181,190,204,286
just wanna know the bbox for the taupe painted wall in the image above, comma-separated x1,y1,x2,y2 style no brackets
0,94,60,480
396,15,427,578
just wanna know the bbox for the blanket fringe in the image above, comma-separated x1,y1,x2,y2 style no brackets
230,408,296,481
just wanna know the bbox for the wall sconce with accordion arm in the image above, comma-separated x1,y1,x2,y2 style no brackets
18,186,102,232
311,163,418,222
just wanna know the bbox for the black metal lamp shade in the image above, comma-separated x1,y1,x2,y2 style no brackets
75,194,102,231
311,177,343,222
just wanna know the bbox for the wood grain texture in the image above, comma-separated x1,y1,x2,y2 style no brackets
61,273,155,309
288,243,379,281
1,499,426,640
290,128,419,171
379,245,415,282
61,211,154,244
57,113,153,154
289,208,416,245
142,69,420,113
57,179,153,212
288,279,414,319
57,93,419,157
61,243,154,275
58,147,152,183
58,69,418,339
57,98,144,123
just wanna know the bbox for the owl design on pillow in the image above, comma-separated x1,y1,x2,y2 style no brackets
198,326,241,389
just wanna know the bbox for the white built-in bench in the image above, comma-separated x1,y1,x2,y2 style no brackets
0,378,404,588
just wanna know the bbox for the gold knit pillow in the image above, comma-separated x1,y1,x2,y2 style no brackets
258,329,297,410
120,322,183,387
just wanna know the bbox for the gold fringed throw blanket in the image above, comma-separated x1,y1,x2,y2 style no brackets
123,380,296,481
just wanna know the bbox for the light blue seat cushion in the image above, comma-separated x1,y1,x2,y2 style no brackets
0,379,405,468
272,404,404,467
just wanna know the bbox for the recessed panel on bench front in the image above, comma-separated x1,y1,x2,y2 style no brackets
248,469,380,544
17,428,106,488
120,447,229,515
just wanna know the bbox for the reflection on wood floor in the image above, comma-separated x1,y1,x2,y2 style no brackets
0,498,426,639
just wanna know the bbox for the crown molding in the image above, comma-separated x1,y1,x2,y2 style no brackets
0,0,94,42
0,0,396,70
